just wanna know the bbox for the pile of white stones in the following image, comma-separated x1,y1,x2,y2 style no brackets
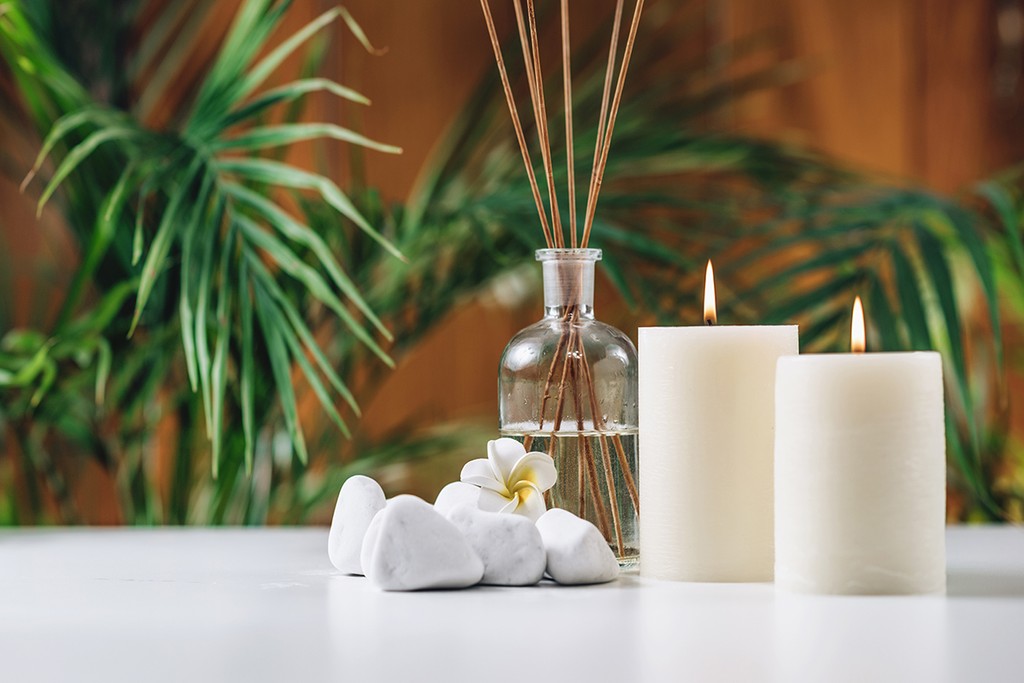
328,476,620,591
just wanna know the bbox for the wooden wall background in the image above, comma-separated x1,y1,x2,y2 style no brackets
333,0,1024,443
1,0,1021,517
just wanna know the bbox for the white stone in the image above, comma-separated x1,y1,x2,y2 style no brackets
536,508,620,585
328,475,386,575
433,481,481,516
360,495,484,591
445,504,545,586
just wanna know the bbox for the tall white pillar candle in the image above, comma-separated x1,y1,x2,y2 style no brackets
774,351,946,594
639,312,798,580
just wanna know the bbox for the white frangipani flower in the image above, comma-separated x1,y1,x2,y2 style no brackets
460,438,557,522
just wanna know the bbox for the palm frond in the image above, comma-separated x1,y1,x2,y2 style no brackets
397,7,1005,517
6,0,401,477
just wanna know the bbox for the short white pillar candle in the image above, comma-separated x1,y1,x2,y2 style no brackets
774,297,946,595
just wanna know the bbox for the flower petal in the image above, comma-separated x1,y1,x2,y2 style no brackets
460,458,507,493
487,438,526,483
509,451,558,493
513,483,547,522
501,492,521,514
478,487,518,514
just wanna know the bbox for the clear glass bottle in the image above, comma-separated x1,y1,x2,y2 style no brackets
499,248,639,566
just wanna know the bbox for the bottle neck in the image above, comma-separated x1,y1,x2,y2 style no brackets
542,258,596,319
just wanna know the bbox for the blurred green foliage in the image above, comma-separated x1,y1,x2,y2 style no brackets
0,0,1020,524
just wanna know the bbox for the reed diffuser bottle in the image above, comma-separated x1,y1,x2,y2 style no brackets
479,0,647,564
499,248,639,565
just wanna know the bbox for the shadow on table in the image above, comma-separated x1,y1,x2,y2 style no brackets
947,570,1024,598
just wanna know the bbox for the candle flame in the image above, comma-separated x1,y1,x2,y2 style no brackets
703,260,717,325
851,296,866,353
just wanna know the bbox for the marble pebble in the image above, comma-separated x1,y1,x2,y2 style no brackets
360,495,484,591
433,481,481,516
536,508,620,585
328,475,386,575
445,503,546,586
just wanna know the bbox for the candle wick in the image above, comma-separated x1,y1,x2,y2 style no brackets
705,317,715,326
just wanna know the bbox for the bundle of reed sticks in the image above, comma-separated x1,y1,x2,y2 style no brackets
479,0,645,556
479,0,644,250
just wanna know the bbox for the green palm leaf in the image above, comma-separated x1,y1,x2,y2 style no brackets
14,0,400,481
221,77,370,129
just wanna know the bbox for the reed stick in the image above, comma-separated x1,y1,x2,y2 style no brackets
511,0,552,237
523,315,570,452
598,433,625,553
525,0,564,247
560,0,577,247
581,0,645,248
612,433,639,511
577,436,586,516
583,0,623,248
581,424,611,538
549,325,575,439
577,327,622,557
568,348,587,514
570,346,611,541
513,0,562,248
479,0,554,248
578,336,639,513
542,323,575,509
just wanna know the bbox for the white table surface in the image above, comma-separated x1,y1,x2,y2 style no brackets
1,526,1023,683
